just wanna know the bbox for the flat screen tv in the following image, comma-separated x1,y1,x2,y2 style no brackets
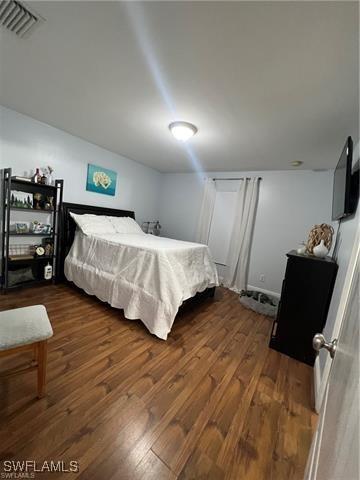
332,136,353,220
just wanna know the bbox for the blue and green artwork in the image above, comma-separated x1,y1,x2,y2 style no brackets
86,164,117,196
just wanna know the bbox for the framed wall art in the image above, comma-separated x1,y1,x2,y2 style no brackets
86,164,117,196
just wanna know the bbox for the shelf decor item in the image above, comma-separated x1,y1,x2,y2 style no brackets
306,223,334,255
44,243,53,257
42,237,54,257
33,192,44,209
313,240,329,258
46,166,54,186
44,196,54,210
86,164,116,196
31,221,52,235
9,244,36,260
297,243,307,255
44,262,53,280
15,222,30,234
10,190,33,208
32,168,42,184
35,246,45,257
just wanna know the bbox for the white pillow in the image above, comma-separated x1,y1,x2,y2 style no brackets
107,216,144,234
70,213,117,235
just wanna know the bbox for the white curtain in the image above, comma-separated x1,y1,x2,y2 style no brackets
195,178,217,244
224,177,260,292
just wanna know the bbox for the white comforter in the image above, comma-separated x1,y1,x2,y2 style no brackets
64,232,218,339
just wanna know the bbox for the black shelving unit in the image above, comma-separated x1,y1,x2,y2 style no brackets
10,207,55,212
1,168,63,292
9,233,54,237
8,256,53,264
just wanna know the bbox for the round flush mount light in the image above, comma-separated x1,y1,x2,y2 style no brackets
291,161,303,167
169,121,198,142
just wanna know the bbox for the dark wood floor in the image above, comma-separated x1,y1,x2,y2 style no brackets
0,284,317,479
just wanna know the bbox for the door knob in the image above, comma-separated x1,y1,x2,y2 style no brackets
313,333,337,358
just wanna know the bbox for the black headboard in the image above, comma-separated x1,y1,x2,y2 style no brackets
58,202,135,280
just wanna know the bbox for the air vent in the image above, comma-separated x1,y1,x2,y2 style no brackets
0,0,44,38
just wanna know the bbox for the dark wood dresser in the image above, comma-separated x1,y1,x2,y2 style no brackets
269,250,338,366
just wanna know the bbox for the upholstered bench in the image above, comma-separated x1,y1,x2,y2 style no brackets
0,305,53,398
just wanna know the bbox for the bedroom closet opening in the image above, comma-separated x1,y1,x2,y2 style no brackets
207,180,239,279
197,177,261,291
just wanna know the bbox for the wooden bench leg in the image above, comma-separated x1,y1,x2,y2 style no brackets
31,343,38,367
37,340,48,399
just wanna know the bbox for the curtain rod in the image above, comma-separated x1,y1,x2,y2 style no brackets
212,177,262,181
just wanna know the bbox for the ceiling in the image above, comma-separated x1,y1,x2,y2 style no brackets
0,1,358,173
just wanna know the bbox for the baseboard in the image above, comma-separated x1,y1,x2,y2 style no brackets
314,355,322,413
217,282,281,300
247,284,281,299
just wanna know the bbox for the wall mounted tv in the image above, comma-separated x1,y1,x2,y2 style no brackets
332,136,356,220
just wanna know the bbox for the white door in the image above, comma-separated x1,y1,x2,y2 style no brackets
207,191,237,265
305,235,359,480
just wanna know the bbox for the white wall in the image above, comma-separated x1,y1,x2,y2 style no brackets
318,142,359,376
3,107,356,364
0,106,161,225
159,170,334,295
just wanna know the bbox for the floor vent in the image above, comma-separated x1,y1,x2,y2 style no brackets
0,0,44,38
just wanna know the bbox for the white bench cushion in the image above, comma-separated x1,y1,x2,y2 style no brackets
0,305,53,351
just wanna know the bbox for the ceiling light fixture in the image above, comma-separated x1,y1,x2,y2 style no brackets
291,161,303,167
169,121,198,142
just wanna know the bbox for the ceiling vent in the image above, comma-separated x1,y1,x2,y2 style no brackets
0,0,44,38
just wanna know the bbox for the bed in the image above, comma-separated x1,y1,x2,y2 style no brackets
60,203,218,339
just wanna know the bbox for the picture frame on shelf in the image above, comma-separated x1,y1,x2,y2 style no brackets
10,191,33,209
42,237,54,257
15,222,30,234
31,221,52,235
